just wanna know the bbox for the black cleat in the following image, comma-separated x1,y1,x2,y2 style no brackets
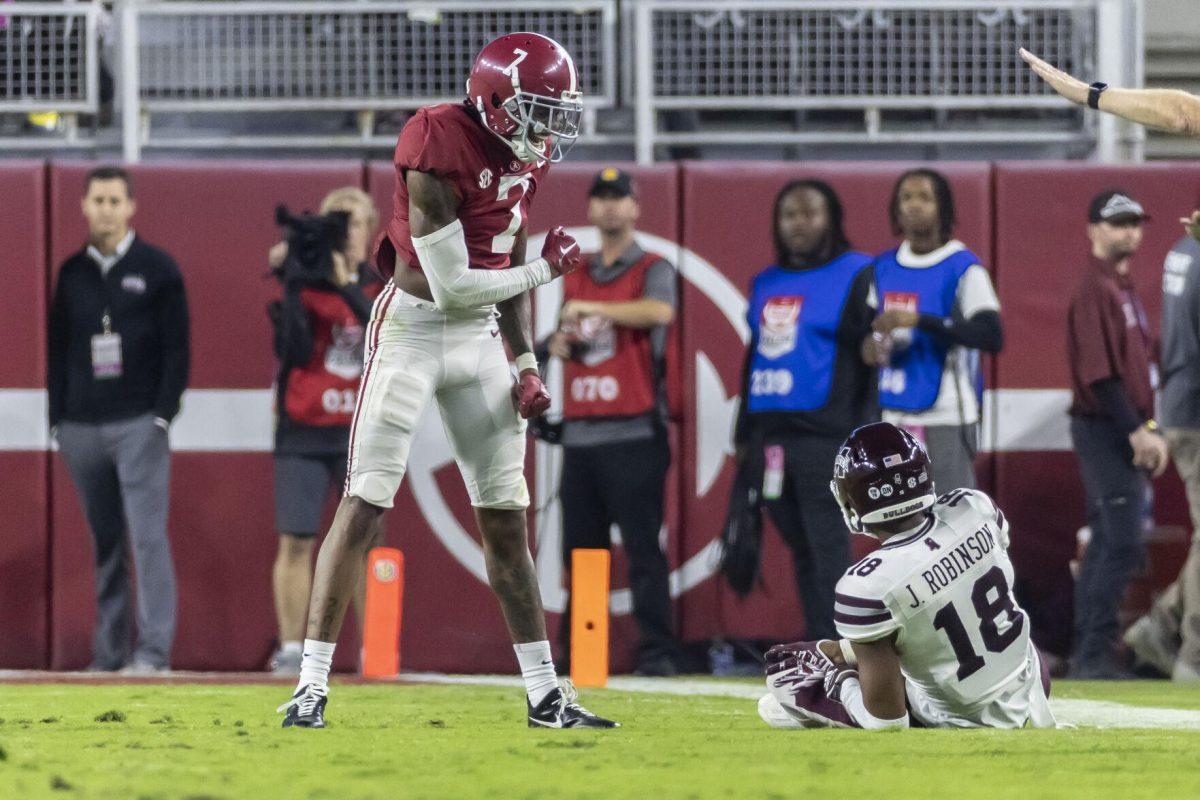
527,680,619,729
277,684,328,728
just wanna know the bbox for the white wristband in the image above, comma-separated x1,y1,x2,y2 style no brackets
515,352,539,374
839,638,858,666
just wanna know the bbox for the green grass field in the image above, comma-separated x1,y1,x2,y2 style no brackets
1,679,1199,800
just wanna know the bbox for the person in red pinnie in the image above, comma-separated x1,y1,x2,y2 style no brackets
277,32,617,730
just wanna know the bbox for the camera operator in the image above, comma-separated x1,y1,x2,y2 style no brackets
266,187,383,675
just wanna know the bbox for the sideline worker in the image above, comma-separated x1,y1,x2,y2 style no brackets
733,179,881,640
548,167,680,676
870,168,1003,491
1066,188,1169,680
265,187,384,675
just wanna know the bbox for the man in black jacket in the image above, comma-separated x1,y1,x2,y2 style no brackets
48,166,189,673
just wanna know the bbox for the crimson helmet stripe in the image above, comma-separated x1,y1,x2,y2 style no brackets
564,48,577,93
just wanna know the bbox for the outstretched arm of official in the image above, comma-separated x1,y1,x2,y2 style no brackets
1020,48,1200,137
407,170,581,310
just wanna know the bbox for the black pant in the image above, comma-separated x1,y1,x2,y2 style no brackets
1070,416,1148,665
761,434,851,641
559,433,674,665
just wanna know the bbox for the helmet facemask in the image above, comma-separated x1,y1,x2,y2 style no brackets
501,90,583,163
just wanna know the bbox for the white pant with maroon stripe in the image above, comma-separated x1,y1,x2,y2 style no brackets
344,284,529,510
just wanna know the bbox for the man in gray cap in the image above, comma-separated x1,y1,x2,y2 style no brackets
1066,188,1169,679
1124,205,1200,683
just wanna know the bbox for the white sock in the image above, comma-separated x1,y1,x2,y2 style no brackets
514,641,558,706
297,639,335,694
281,640,302,656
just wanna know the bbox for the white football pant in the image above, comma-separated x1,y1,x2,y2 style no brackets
344,284,529,510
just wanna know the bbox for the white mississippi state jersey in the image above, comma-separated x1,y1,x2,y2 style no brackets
834,489,1048,725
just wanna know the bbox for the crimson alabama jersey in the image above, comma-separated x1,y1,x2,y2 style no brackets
375,103,550,279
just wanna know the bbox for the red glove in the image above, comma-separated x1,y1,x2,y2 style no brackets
512,370,551,419
541,226,585,277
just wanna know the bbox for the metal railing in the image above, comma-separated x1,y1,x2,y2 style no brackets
0,1,1142,161
0,1,100,111
632,0,1142,161
0,1,102,148
120,0,617,158
645,2,1091,105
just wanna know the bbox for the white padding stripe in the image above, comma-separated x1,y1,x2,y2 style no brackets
0,389,48,450
0,387,1075,453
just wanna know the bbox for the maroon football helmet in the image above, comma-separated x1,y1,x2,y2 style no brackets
829,422,936,535
466,32,583,164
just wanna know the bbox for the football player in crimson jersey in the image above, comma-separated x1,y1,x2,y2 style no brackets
758,423,1056,730
278,33,617,729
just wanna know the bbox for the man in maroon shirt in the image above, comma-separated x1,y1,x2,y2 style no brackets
1067,188,1170,679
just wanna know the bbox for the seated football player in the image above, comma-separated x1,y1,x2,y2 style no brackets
758,422,1056,730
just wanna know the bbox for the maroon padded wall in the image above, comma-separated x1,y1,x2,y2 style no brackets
3,157,1195,672
47,161,365,670
991,163,1200,653
0,162,49,668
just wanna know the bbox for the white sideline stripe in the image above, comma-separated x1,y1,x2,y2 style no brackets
2,388,276,452
981,387,1073,453
0,389,47,449
405,672,1200,730
0,387,1073,453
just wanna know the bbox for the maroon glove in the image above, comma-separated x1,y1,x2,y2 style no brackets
765,639,833,668
822,666,860,704
541,226,585,277
765,640,838,692
512,370,551,419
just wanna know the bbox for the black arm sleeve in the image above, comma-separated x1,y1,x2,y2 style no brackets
916,309,1003,353
272,284,315,367
733,342,755,447
153,261,191,422
1090,377,1144,434
47,267,69,428
532,336,551,366
837,265,877,350
337,282,374,326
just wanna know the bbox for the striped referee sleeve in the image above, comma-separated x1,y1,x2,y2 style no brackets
834,590,900,642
